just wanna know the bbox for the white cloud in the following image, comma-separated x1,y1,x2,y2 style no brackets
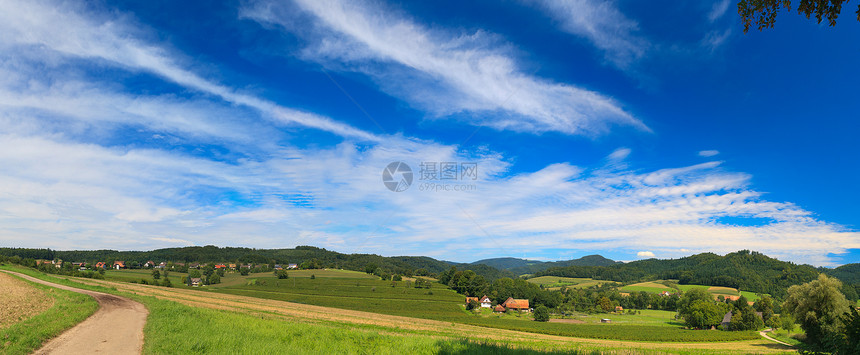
637,251,655,258
708,0,731,22
0,0,377,141
0,0,855,266
527,0,648,69
242,0,648,136
608,147,631,160
698,150,720,157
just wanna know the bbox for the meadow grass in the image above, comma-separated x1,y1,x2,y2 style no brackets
527,276,613,289
214,276,760,342
0,266,783,354
0,270,99,355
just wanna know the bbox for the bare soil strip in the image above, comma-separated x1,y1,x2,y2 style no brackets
0,272,53,328
0,271,147,355
66,276,795,353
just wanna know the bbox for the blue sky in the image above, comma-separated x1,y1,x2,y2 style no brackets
0,0,858,266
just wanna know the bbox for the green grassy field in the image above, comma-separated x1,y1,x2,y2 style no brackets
572,309,684,327
104,269,189,286
0,270,99,355
619,282,763,302
526,276,613,289
212,274,760,342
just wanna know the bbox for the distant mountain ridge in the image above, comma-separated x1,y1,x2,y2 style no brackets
470,254,620,275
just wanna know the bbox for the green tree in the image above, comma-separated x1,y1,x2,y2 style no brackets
684,300,730,329
239,268,249,276
188,269,202,279
466,299,479,311
678,288,714,315
839,307,860,354
782,274,851,350
738,0,860,33
151,269,160,280
597,296,613,312
365,263,378,275
208,273,220,285
275,270,289,279
754,295,775,325
534,305,550,322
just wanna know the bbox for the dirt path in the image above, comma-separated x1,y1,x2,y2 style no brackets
0,271,147,355
760,328,793,347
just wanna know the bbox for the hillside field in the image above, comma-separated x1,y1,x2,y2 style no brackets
526,276,614,289
620,281,763,302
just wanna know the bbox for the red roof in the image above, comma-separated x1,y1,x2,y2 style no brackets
502,297,529,309
215,264,227,268
479,295,492,303
494,304,506,312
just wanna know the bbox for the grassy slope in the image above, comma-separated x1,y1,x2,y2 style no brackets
526,276,613,289
620,282,763,302
0,269,99,355
213,274,760,343
1,266,793,354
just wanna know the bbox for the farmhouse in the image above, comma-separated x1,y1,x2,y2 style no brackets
615,306,624,312
493,304,506,313
501,297,530,312
465,297,479,305
95,262,106,269
215,264,227,269
228,264,236,270
721,295,741,302
113,261,125,270
287,263,298,269
144,261,155,268
479,295,492,308
190,278,202,287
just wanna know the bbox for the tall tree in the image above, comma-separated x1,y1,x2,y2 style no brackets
738,0,860,33
782,274,851,350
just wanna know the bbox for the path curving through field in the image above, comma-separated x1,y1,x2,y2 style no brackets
0,271,147,355
760,328,793,347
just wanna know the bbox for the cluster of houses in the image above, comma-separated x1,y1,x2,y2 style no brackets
465,295,531,313
37,260,303,271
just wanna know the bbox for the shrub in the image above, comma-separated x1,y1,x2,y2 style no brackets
533,305,550,322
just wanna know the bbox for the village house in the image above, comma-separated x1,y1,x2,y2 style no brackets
228,264,237,270
190,278,202,287
287,263,298,269
479,295,492,308
188,262,200,269
501,297,530,312
273,264,283,270
215,264,227,269
615,306,624,312
493,304,506,313
113,261,125,270
143,261,155,268
157,262,166,269
95,262,106,269
465,297,479,306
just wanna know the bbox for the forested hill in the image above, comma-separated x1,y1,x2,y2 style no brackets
470,255,620,276
508,255,620,275
534,250,858,299
0,246,519,280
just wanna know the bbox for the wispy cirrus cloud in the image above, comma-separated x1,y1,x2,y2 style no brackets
0,0,377,141
525,0,649,70
708,0,732,22
241,0,648,137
